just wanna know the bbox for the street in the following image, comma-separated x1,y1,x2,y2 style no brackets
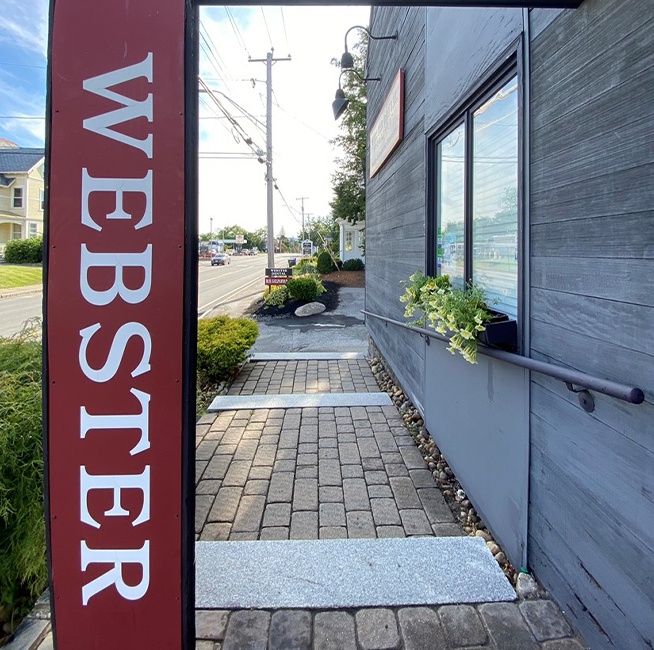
0,253,293,338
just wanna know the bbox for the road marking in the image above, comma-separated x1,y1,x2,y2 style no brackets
198,275,263,319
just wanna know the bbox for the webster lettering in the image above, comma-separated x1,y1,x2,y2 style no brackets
78,52,154,605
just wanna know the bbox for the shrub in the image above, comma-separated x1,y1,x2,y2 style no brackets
3,238,43,264
0,325,47,618
264,285,289,307
316,250,337,274
342,258,365,271
197,316,258,386
286,276,325,302
293,258,318,276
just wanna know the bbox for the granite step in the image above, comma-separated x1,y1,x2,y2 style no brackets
207,391,392,411
195,537,516,609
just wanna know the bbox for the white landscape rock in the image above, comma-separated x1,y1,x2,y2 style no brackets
295,302,326,317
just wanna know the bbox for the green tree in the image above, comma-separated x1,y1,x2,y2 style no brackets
304,215,339,252
249,227,268,251
330,34,367,225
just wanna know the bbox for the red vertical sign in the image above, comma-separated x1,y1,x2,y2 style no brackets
46,0,190,647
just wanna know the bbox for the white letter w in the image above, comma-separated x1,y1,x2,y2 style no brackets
83,53,153,158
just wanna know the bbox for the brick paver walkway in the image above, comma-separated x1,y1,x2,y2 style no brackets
229,359,379,395
195,405,461,542
19,357,589,650
190,359,589,649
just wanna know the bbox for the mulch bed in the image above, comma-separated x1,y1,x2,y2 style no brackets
247,281,339,320
246,270,365,320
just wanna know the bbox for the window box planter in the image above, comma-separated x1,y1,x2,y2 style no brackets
477,310,517,351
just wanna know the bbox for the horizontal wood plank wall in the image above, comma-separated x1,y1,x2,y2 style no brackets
424,6,522,130
529,1,654,648
366,6,427,411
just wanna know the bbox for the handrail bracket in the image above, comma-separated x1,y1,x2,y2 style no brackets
566,382,595,413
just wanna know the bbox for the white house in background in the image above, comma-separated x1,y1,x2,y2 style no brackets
0,140,46,254
338,219,365,263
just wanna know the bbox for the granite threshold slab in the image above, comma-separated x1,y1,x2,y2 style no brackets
250,352,367,361
208,391,392,412
195,537,516,609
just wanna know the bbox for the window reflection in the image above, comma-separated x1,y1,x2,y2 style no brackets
472,77,518,318
437,122,465,288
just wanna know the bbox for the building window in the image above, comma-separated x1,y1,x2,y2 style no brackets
345,231,354,252
12,187,23,208
28,222,38,237
40,189,45,210
12,224,21,239
431,69,519,319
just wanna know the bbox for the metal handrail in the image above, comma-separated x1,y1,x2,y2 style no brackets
361,310,645,405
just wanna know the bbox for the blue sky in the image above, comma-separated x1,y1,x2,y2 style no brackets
0,0,48,147
0,2,370,236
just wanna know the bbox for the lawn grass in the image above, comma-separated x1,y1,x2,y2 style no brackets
0,265,42,290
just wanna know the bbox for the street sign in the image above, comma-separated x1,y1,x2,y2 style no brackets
235,234,245,244
45,0,193,647
265,267,292,285
302,240,313,256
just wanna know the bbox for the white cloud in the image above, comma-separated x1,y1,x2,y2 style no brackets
0,0,49,59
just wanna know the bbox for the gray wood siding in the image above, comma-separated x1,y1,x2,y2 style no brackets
529,0,654,648
366,6,427,410
424,7,522,130
366,2,654,646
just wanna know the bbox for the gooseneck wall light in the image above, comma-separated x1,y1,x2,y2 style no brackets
341,25,397,70
332,69,382,120
333,25,397,120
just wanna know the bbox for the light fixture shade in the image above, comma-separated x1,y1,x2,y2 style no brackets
332,96,349,120
340,51,355,70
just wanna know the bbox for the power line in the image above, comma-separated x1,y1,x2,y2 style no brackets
0,62,45,69
199,77,265,158
199,95,238,139
279,7,291,56
276,185,333,253
224,7,250,57
211,88,267,134
260,7,274,51
199,28,233,94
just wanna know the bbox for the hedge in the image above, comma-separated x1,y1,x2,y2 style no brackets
0,327,47,620
316,250,337,274
286,276,325,302
197,316,258,386
342,258,365,271
3,238,43,264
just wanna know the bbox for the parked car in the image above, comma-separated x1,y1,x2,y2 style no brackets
211,253,230,266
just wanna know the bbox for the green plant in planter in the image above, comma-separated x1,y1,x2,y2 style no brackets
400,271,492,364
399,271,451,326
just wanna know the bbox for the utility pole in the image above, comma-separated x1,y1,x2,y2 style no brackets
250,50,291,269
296,196,309,242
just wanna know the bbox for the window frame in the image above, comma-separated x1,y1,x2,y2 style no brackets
344,230,354,252
12,186,24,209
426,43,524,331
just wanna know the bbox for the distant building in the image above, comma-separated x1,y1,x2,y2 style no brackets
338,219,364,263
0,142,45,254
